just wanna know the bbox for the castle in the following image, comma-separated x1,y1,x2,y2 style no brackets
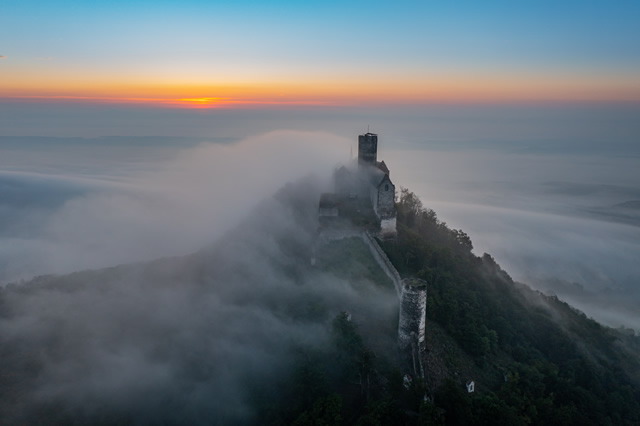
316,132,427,380
319,132,397,237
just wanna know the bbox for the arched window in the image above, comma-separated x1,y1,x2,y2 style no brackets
385,184,389,191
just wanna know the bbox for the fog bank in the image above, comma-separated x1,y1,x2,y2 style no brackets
0,178,397,424
0,131,348,283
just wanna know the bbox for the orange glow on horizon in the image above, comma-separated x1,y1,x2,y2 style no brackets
1,70,639,108
178,97,226,108
0,94,343,109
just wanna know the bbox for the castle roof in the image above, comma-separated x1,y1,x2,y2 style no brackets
376,161,389,175
334,165,350,177
369,167,392,188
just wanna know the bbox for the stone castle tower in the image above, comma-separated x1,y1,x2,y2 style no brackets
398,278,427,378
319,132,397,237
358,133,378,166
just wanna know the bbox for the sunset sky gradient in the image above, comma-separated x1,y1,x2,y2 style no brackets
2,0,639,107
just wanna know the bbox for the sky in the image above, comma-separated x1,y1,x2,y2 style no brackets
2,0,640,107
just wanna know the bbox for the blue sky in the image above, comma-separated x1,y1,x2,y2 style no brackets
2,0,639,105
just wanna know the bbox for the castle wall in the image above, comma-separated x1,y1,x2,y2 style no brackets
370,186,379,216
316,228,362,246
318,207,338,217
362,231,402,297
376,180,395,219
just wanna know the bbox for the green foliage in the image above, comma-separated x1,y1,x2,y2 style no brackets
292,394,343,426
271,188,640,425
418,399,444,426
435,379,473,425
355,399,402,426
380,188,640,425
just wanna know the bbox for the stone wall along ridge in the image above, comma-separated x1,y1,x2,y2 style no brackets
362,231,402,298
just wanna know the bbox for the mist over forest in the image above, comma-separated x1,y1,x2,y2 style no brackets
1,129,639,423
0,176,401,423
1,104,639,331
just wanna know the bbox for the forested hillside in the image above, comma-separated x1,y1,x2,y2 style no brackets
377,189,640,425
0,183,638,425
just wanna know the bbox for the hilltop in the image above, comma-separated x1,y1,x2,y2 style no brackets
0,179,639,425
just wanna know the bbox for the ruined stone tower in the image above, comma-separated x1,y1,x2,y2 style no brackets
398,278,427,378
398,278,427,349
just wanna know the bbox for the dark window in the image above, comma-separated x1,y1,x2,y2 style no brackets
385,184,389,191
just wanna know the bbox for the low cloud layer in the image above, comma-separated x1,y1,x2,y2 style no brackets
0,131,349,283
0,179,398,424
386,146,640,329
0,132,396,423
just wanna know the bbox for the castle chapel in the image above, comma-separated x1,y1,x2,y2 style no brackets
319,132,397,237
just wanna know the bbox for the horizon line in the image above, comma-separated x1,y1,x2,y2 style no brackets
2,95,640,109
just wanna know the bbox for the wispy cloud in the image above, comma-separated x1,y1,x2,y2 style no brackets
0,56,6,59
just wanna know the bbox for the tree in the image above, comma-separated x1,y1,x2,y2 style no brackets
293,394,343,426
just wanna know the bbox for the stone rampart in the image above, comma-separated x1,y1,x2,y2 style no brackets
362,231,402,297
316,228,362,245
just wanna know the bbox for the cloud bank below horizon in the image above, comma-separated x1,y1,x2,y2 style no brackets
0,130,348,283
